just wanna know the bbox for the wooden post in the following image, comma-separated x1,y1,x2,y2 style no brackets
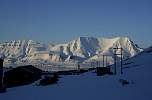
91,62,92,68
114,49,117,75
113,47,123,75
77,63,80,71
98,61,100,68
0,59,3,88
105,56,107,67
96,61,98,67
120,48,123,74
0,58,6,93
103,55,104,67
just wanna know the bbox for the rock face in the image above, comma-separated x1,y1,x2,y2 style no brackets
0,37,142,65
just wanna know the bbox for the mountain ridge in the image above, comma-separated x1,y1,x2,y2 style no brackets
0,37,142,66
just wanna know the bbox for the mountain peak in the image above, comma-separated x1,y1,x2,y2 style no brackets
0,36,142,66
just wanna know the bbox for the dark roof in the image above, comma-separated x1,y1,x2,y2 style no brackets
4,65,42,88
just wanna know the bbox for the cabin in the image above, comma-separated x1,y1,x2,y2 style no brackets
4,65,42,88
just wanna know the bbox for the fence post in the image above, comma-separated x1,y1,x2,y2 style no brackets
114,49,117,75
113,47,123,75
120,48,123,74
0,58,6,93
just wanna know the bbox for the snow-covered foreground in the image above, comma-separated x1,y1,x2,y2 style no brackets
0,47,152,100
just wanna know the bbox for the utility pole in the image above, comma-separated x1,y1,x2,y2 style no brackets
113,47,123,75
98,61,100,68
0,58,6,93
120,48,123,74
0,59,3,88
105,55,107,67
102,55,109,67
113,48,117,75
103,55,105,67
77,62,80,71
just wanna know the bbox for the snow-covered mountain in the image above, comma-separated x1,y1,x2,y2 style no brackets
0,46,152,100
0,37,142,66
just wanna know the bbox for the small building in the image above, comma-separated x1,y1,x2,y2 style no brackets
4,65,42,88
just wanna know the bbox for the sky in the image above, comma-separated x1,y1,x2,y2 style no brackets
0,0,152,48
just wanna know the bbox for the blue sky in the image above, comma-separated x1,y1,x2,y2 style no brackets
0,0,152,48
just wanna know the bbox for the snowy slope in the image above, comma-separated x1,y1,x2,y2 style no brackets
0,46,152,100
